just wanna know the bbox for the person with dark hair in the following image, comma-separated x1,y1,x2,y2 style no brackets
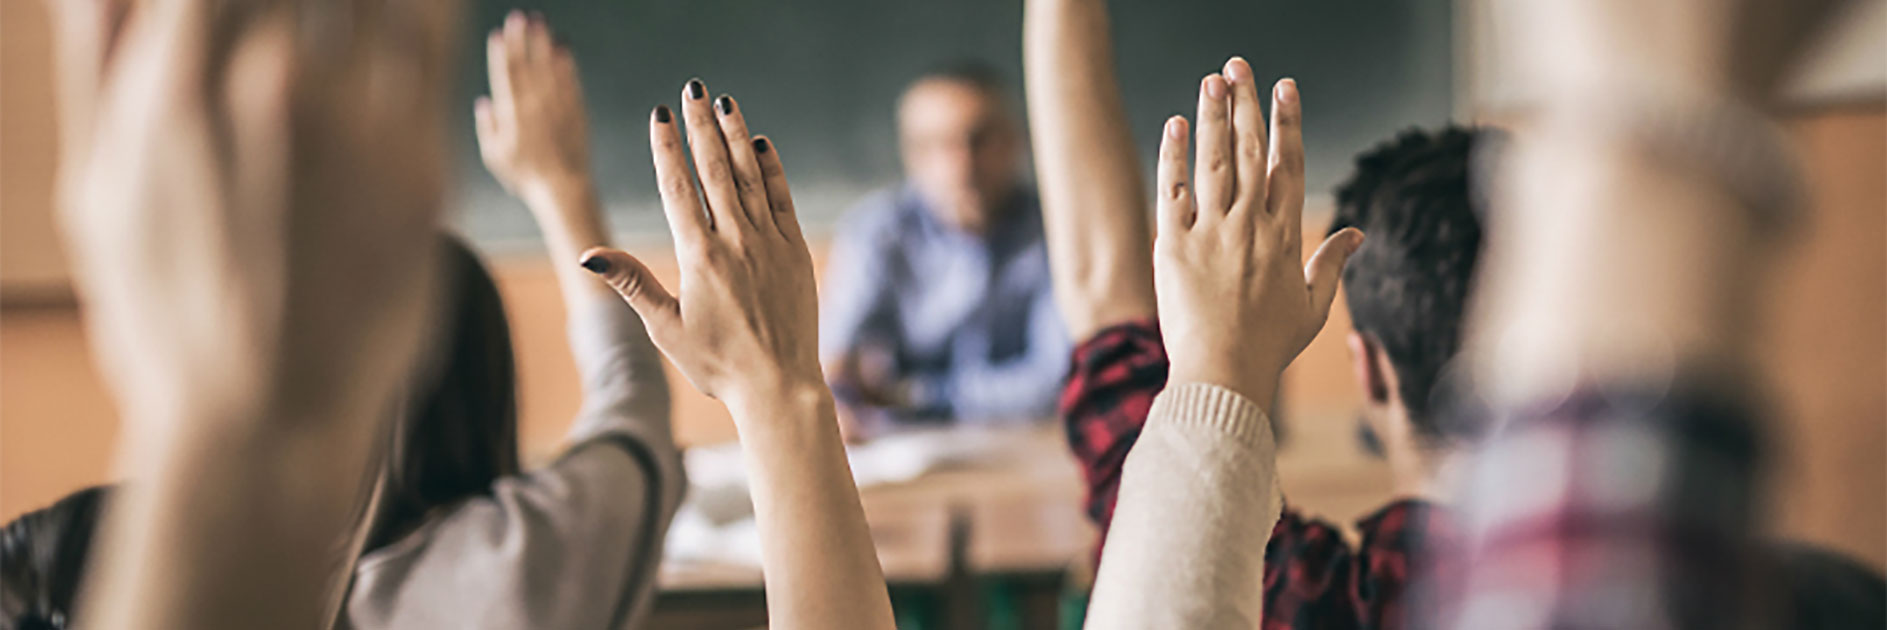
1,487,108,630
820,60,1069,435
24,8,681,630
333,13,684,630
1329,126,1493,464
1023,0,1483,626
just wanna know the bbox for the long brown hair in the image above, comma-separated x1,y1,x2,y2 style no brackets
362,235,521,551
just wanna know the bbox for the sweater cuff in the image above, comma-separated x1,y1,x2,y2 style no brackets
1146,383,1273,452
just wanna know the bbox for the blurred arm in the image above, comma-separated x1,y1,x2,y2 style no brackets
1023,0,1158,342
1432,2,1846,628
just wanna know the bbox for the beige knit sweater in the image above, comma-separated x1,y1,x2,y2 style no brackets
1083,382,1283,629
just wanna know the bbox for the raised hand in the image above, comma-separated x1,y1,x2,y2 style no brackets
474,10,593,206
1152,57,1364,407
579,81,819,408
579,82,895,630
59,0,458,420
472,10,616,307
52,0,460,627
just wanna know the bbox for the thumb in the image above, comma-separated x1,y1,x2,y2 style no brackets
1304,227,1365,326
579,248,680,329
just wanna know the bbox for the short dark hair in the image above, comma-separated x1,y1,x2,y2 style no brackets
1329,126,1495,443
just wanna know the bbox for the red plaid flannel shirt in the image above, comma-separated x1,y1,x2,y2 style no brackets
1062,321,1454,630
1427,380,1775,629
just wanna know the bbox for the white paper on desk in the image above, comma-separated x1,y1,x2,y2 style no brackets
662,426,1024,565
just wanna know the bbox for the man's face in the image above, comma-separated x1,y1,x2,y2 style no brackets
897,79,1021,235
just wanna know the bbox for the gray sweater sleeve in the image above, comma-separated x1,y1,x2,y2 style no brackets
345,299,686,630
1083,383,1282,630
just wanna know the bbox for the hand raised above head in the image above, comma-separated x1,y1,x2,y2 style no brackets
58,0,459,418
1152,57,1364,408
474,9,592,205
580,80,821,411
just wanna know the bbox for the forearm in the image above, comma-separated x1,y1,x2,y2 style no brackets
1023,0,1157,341
1085,383,1280,629
524,176,619,309
726,386,896,630
1472,109,1766,407
84,394,387,629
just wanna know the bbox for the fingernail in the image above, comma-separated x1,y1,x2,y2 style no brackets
654,105,671,123
715,95,734,115
1224,57,1248,83
1277,78,1298,104
687,79,705,100
753,137,771,154
1165,116,1185,139
580,255,611,274
1204,75,1227,100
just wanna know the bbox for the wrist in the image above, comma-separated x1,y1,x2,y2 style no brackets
1167,360,1279,413
724,377,836,428
519,170,596,212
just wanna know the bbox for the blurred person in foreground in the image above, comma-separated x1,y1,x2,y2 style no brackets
821,62,1070,436
47,0,459,627
1426,0,1883,628
38,6,685,629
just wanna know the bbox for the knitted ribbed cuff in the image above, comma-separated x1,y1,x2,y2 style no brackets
1146,383,1273,452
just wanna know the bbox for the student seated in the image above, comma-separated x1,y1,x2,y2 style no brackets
1024,0,1489,625
37,9,683,628
820,63,1069,434
1420,1,1884,628
1066,125,1488,629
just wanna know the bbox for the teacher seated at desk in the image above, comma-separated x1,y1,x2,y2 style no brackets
821,62,1069,437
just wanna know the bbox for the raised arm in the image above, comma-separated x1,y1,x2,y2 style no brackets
578,80,896,630
472,12,672,426
54,1,458,627
338,16,682,630
1430,1,1847,628
1086,58,1361,630
474,11,613,309
1023,0,1157,341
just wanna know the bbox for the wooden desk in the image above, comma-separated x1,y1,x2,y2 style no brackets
651,426,1094,630
658,500,955,592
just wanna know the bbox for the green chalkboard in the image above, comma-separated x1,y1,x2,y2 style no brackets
452,0,1453,246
